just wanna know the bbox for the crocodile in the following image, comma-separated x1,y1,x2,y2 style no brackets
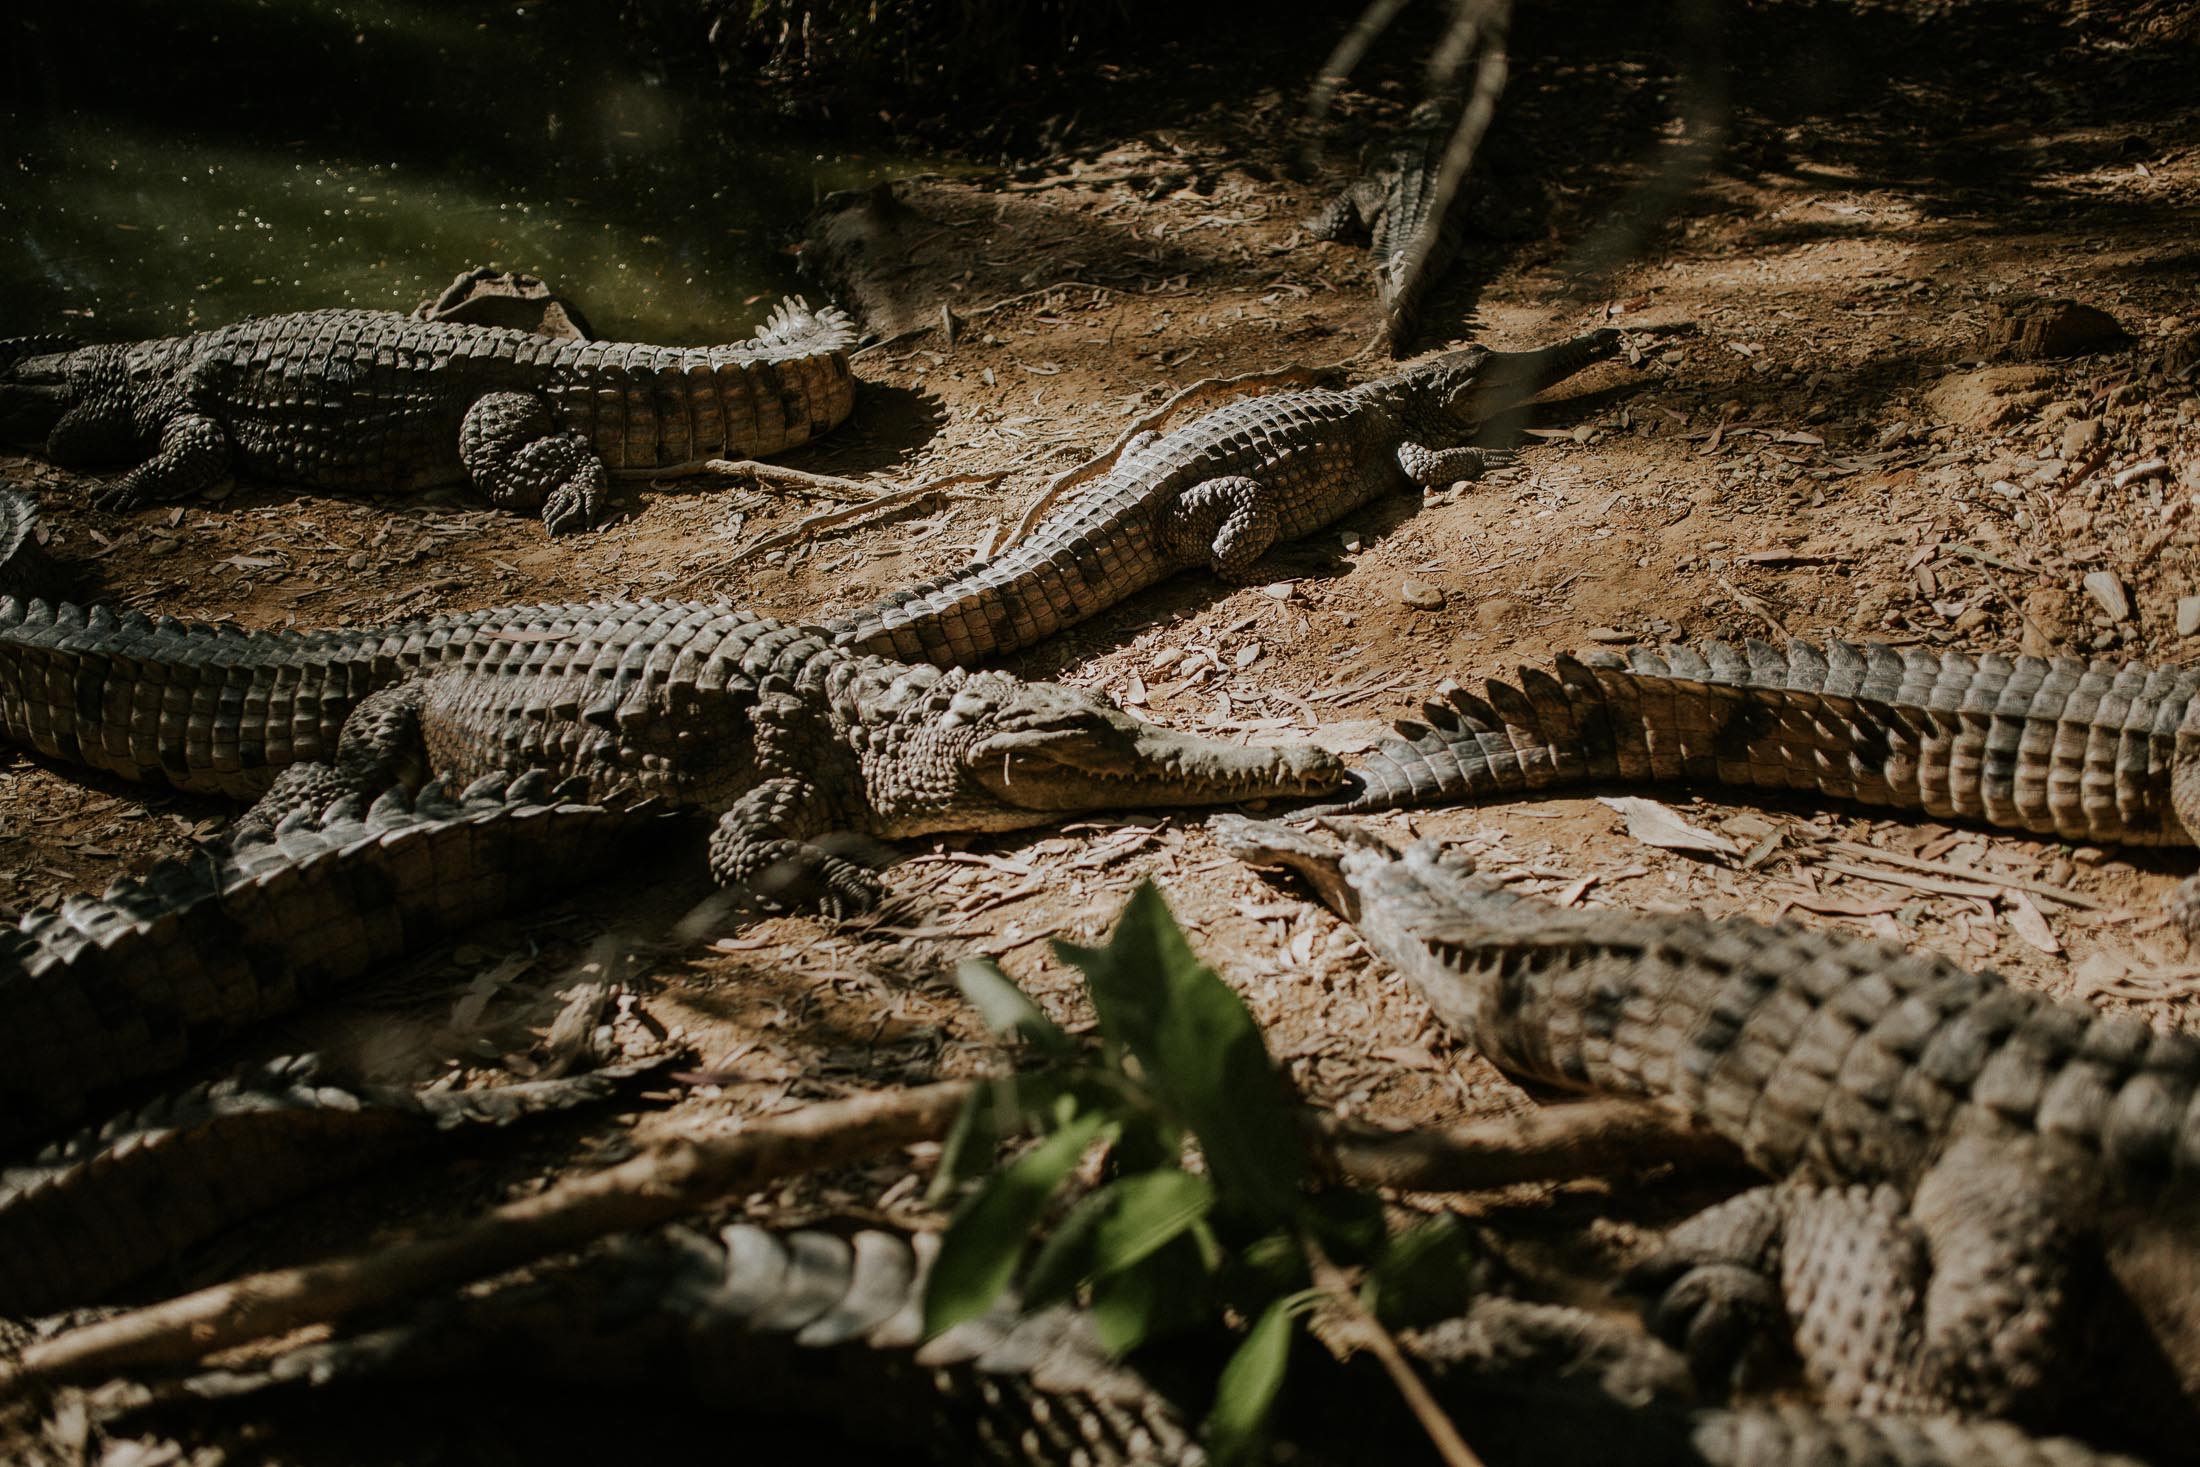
1220,817,2200,1448
153,1220,2149,1466
0,487,72,603
1307,97,1487,355
0,1050,659,1316
1312,638,2200,929
0,588,1339,919
0,774,668,1150
832,327,1625,667
0,298,858,533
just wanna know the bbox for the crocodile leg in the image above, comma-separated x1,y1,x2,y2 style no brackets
230,681,430,839
706,775,885,916
86,412,233,512
1163,474,1281,581
1397,440,1513,487
1304,174,1385,241
458,390,607,535
1641,1140,2091,1421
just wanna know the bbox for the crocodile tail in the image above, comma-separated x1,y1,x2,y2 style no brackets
0,489,75,603
180,1222,1206,1461
1309,638,2200,846
749,295,860,355
0,1050,659,1314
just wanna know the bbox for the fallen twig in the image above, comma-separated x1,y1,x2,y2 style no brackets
1314,1098,1734,1191
1303,1230,1485,1467
702,458,875,501
5,1080,975,1389
1820,840,2108,911
1004,362,1351,546
739,471,1007,558
851,280,1124,359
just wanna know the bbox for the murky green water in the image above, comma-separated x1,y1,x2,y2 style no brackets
1,0,933,343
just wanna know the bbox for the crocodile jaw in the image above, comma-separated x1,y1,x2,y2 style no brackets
967,718,1344,819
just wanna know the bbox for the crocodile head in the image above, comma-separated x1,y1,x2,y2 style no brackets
0,338,81,446
853,667,1345,836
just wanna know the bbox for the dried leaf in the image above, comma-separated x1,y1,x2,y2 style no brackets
2000,892,2060,955
1597,797,1741,857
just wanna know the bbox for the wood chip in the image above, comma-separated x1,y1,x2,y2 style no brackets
2000,891,2060,954
1597,797,1740,857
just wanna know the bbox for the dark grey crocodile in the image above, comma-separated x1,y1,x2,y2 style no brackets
0,774,667,1150
1306,98,1486,355
0,589,1339,920
1315,638,2200,928
157,1220,2148,1467
0,1050,659,1316
833,328,1624,667
0,299,857,533
0,487,72,603
1220,817,2200,1449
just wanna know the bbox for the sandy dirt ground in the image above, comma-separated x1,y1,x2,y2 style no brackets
4,1,2199,1459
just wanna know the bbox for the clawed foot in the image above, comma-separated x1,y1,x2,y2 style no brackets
540,479,603,536
1632,1259,1792,1397
88,479,150,513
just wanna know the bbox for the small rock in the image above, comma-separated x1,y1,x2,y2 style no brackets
1234,643,1263,668
1259,581,1297,600
1338,530,1363,553
2060,418,2102,458
1399,578,1446,611
2179,596,2200,637
2082,570,2131,622
1585,627,1633,644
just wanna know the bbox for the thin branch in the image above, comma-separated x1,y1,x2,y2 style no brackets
702,458,876,501
4,1080,975,1391
1315,1099,1736,1191
1303,1230,1485,1467
738,471,1007,558
1391,2,1513,344
1308,0,1416,130
851,281,1123,360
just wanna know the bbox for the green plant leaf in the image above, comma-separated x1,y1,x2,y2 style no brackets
1024,1169,1215,1306
924,1110,1111,1338
955,957,1073,1055
1087,1230,1212,1356
1059,882,1303,1221
1206,1294,1297,1465
1364,1215,1486,1329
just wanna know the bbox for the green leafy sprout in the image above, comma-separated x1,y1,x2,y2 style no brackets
922,879,1478,1463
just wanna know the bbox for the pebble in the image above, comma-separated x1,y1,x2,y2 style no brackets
1398,579,1446,610
2082,570,2131,622
2179,596,2200,638
1260,582,1296,600
1339,530,1363,553
1585,627,1633,644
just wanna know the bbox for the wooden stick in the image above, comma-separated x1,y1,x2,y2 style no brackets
1820,839,2110,911
739,471,1007,558
1315,1098,1734,1191
5,1080,975,1390
1003,363,1351,547
702,458,878,501
1303,1230,1486,1467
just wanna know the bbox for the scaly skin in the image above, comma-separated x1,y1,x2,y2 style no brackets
1315,638,2200,928
0,591,1342,916
0,300,857,533
1219,817,2200,1447
0,774,667,1149
0,1051,657,1316
1307,98,1473,355
832,328,1623,666
164,1221,2148,1467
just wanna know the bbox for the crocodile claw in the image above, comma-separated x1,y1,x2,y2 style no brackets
89,479,149,514
540,481,600,536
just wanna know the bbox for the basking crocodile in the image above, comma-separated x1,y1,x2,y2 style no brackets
0,774,668,1149
833,328,1624,667
0,299,857,533
1220,817,2200,1447
161,1220,2146,1466
1315,638,2200,929
0,1050,658,1316
0,588,1340,917
1307,98,1482,355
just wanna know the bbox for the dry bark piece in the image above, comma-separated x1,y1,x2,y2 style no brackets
1980,297,2127,361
